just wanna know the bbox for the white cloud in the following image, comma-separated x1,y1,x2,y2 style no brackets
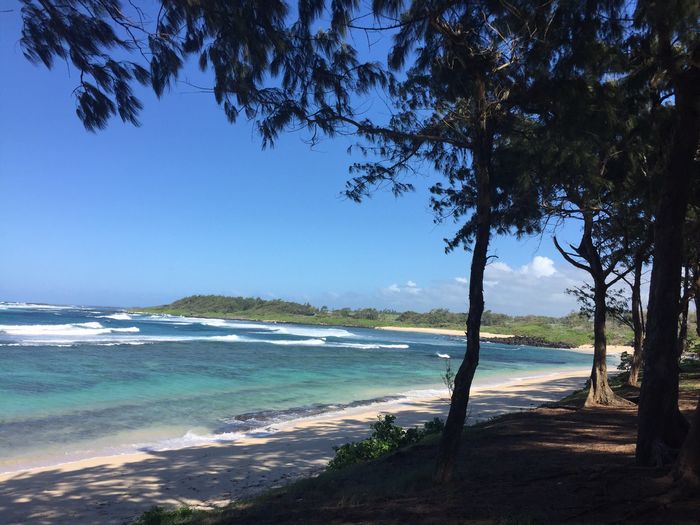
520,256,557,278
372,256,583,316
382,280,422,296
489,261,513,273
405,280,421,294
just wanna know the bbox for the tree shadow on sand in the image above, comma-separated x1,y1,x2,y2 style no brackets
4,376,692,524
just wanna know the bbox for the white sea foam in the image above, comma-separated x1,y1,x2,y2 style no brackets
0,320,396,351
222,321,278,330
96,313,132,321
132,314,197,325
196,318,230,327
0,322,140,337
206,334,242,342
127,313,358,339
0,302,76,311
331,342,409,350
272,326,355,338
138,429,248,451
177,316,357,338
194,318,276,330
257,338,327,346
399,386,449,400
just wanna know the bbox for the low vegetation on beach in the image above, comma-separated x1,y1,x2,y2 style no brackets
136,294,660,348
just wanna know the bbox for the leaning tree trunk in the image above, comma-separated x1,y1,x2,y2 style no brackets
636,70,698,466
434,78,492,484
628,257,645,387
586,281,626,406
675,396,700,488
433,175,491,484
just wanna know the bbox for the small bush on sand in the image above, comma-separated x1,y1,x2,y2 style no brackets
328,415,444,470
134,506,199,525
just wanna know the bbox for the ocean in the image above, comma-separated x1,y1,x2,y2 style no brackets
0,302,595,472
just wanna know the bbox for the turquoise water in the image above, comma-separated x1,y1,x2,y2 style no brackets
0,303,594,471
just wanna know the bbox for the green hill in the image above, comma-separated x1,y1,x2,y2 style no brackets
134,294,639,347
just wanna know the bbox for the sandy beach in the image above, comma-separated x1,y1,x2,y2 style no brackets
0,369,592,524
571,344,632,355
376,326,633,356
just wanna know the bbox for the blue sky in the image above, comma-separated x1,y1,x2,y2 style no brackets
0,6,588,315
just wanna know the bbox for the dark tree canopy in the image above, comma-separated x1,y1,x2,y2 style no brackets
20,0,387,138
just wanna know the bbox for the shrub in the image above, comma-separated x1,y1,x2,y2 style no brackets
327,415,444,470
617,351,632,371
134,506,197,525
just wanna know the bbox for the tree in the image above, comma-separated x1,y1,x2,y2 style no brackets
568,265,649,388
623,238,652,387
695,266,700,339
679,202,700,354
553,208,635,406
534,61,643,405
678,265,694,357
341,0,552,483
667,186,699,488
19,0,390,139
20,0,697,481
675,397,700,488
18,0,548,484
632,0,699,466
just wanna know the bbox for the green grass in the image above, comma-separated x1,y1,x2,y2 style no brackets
133,506,220,525
680,358,700,393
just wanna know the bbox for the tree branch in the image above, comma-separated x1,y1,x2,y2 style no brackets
554,236,591,273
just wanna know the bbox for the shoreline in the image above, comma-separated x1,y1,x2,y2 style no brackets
0,368,591,524
376,325,632,355
0,368,589,478
571,343,631,355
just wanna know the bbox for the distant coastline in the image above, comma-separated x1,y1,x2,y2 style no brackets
374,325,630,353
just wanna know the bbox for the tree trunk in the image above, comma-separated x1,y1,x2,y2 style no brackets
695,264,700,338
586,281,627,406
433,206,490,483
434,78,492,484
628,257,645,387
636,71,698,465
678,266,691,358
694,263,700,339
675,396,700,488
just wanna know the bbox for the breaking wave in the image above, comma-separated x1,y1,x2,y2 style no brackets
96,313,133,321
0,302,77,311
0,322,140,337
